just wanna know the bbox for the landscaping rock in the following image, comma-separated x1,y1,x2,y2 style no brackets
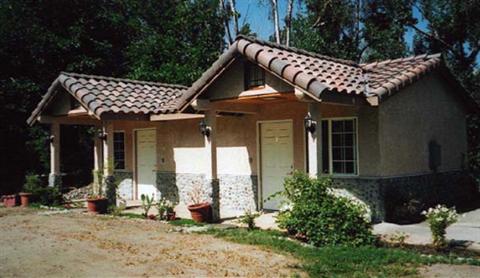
63,185,93,201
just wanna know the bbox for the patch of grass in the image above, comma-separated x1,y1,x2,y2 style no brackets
201,228,480,277
119,212,145,220
169,218,204,227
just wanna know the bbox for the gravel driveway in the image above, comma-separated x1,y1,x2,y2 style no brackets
0,207,302,277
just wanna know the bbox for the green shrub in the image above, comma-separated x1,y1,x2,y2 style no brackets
23,173,63,206
274,171,375,247
140,194,154,218
237,210,260,230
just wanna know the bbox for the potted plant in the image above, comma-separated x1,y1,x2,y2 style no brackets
87,169,109,214
2,195,18,207
19,192,32,207
156,198,177,221
87,194,108,214
186,183,212,223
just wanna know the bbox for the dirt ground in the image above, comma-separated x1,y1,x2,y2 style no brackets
0,207,303,277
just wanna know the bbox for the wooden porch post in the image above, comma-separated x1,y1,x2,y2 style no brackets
102,121,116,204
306,103,322,177
93,132,103,195
204,110,219,221
49,122,62,187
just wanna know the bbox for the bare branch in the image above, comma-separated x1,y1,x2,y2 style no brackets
220,0,233,46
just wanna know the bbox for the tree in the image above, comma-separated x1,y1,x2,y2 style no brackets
284,0,294,46
290,0,412,62
270,0,281,43
0,0,225,194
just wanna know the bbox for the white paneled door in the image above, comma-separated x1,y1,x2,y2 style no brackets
260,121,294,210
136,129,157,200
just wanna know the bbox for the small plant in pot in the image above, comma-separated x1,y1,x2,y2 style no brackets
87,194,108,214
87,170,108,214
156,198,177,221
187,183,212,223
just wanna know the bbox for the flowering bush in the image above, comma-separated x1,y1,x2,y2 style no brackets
156,198,176,220
422,205,459,248
274,171,375,247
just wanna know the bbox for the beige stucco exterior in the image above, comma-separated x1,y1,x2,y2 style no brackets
377,71,468,176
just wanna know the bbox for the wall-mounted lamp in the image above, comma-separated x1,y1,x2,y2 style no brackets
45,135,55,144
199,119,211,137
304,113,317,133
97,130,107,141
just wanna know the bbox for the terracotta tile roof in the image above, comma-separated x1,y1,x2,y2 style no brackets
360,53,442,98
28,72,187,124
181,35,443,108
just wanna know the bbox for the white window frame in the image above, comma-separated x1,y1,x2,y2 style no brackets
322,117,359,176
113,130,126,171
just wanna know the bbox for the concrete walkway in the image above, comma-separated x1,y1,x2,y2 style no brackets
374,208,480,252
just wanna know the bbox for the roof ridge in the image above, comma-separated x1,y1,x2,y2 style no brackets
360,53,442,68
60,72,188,89
235,35,359,67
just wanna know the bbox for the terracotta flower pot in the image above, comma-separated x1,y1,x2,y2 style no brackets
187,202,211,223
166,211,176,221
2,195,18,208
87,198,108,214
19,192,32,207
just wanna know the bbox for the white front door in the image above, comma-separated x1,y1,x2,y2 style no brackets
136,129,157,200
260,121,294,210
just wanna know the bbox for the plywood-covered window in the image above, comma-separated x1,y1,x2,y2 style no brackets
321,118,358,175
113,131,125,170
244,62,265,89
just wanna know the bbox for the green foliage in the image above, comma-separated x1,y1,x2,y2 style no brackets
237,210,260,230
169,219,204,227
156,197,176,220
291,0,411,62
422,205,459,248
203,227,480,277
23,173,63,206
0,0,225,195
274,171,375,247
108,202,126,217
140,194,154,218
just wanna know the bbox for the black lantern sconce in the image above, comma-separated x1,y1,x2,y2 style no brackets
45,135,55,144
97,130,107,141
304,113,317,133
199,119,211,137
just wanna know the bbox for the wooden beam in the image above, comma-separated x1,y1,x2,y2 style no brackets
150,113,204,121
191,99,212,111
100,113,149,121
212,102,260,114
38,115,100,126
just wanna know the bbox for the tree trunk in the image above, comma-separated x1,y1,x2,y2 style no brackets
285,0,294,46
270,0,280,43
228,0,239,37
220,0,233,46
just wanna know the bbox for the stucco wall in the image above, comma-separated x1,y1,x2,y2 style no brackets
378,71,468,176
204,58,294,100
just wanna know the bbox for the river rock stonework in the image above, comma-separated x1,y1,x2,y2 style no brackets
156,172,258,218
218,174,258,218
333,170,477,223
115,171,133,201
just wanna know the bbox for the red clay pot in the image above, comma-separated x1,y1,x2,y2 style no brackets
166,211,176,221
19,192,32,207
187,202,211,223
2,195,18,207
87,198,108,214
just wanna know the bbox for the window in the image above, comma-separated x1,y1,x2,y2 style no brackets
244,62,265,89
321,118,358,175
113,132,125,170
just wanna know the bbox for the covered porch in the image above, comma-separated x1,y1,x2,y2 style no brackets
28,68,373,220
